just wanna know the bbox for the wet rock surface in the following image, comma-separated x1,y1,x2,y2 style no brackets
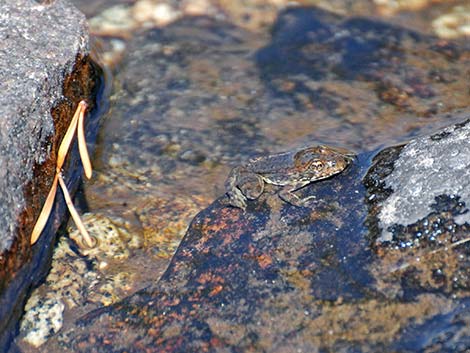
0,0,104,352
55,118,470,352
32,6,470,353
255,6,469,148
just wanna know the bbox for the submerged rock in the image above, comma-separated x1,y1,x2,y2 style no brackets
0,0,104,351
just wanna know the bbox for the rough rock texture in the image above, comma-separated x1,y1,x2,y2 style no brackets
0,0,88,251
365,113,470,248
378,115,470,242
0,1,104,352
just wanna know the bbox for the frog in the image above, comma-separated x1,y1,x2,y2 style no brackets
225,145,354,210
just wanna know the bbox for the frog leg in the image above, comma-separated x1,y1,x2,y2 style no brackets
225,167,264,210
225,167,253,210
225,166,247,209
278,182,316,207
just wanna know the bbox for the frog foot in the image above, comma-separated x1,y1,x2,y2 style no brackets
226,187,248,210
225,166,248,210
279,187,318,207
225,166,266,210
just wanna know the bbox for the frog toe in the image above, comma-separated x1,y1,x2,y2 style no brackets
229,196,247,210
226,189,247,210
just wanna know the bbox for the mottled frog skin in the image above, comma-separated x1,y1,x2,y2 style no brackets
225,145,354,210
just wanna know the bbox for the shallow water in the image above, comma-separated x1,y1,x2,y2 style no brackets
17,0,470,351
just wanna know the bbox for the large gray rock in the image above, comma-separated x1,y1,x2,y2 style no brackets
0,1,105,352
378,115,470,242
0,0,88,252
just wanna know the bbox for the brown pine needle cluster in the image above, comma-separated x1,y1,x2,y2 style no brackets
31,100,95,248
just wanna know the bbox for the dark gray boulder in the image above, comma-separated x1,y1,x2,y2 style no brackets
0,0,104,351
0,0,88,252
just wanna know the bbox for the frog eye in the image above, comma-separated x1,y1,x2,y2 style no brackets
310,160,325,170
294,149,320,166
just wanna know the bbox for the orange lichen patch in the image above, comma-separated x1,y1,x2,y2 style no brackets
220,229,245,248
196,272,226,298
190,209,248,250
246,244,274,269
201,212,236,234
256,253,273,269
209,284,224,297
197,272,217,285
209,337,224,348
160,296,181,308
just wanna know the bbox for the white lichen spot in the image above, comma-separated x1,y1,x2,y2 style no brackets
378,195,400,241
455,212,470,226
416,156,434,168
403,146,418,158
380,195,399,224
409,182,423,197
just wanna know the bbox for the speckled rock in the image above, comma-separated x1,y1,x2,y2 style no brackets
0,0,88,253
18,213,143,349
0,0,104,351
20,297,65,347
